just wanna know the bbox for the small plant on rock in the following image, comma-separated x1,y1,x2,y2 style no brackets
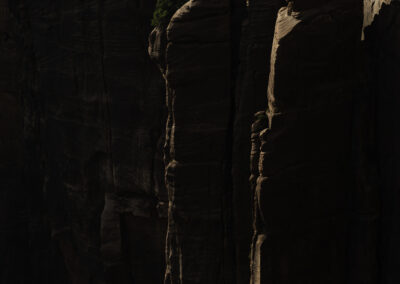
151,0,189,27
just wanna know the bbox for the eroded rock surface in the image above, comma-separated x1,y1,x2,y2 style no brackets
251,1,364,283
3,1,167,283
162,1,236,282
232,1,284,282
2,0,400,283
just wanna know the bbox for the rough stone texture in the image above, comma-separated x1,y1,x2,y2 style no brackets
251,1,364,283
158,0,285,282
2,0,400,283
232,1,284,282
3,1,167,283
163,1,236,282
363,0,392,36
249,111,268,283
149,25,168,75
363,1,400,283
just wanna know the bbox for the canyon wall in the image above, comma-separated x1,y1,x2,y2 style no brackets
158,0,286,282
158,0,400,283
1,0,400,283
251,0,366,282
364,1,400,283
233,1,284,282
0,2,29,282
2,0,166,283
162,1,236,282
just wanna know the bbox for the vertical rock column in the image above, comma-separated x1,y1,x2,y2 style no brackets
249,111,268,283
363,1,400,283
251,1,363,283
233,0,284,282
163,1,235,282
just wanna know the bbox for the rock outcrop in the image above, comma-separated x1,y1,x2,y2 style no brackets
232,1,284,282
250,1,364,283
156,0,288,282
162,1,236,282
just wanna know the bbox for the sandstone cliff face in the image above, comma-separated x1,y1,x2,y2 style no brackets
159,0,286,282
247,0,400,283
152,0,400,283
0,2,29,282
3,1,166,283
363,1,400,283
251,1,364,283
2,0,400,283
232,1,284,282
162,1,235,282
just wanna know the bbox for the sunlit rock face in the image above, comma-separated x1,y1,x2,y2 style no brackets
251,1,364,283
363,1,400,283
363,0,392,34
149,25,167,75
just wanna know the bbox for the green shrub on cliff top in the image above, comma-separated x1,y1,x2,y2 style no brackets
151,0,189,26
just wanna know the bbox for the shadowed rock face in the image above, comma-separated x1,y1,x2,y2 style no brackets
162,1,235,282
2,1,166,283
233,1,284,282
0,2,30,282
247,0,400,283
158,0,284,282
251,1,364,283
363,1,400,283
150,0,399,283
1,0,400,283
